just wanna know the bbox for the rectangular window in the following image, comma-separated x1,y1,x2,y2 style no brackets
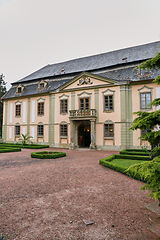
140,92,151,109
79,98,90,110
17,87,22,93
38,102,44,115
39,83,44,90
15,125,20,136
37,125,44,136
60,100,68,114
104,124,114,137
139,68,150,76
104,95,113,111
60,124,67,136
15,104,21,117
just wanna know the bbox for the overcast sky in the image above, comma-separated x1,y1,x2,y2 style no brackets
0,0,160,89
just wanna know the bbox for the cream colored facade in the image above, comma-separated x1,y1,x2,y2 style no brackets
2,41,160,150
2,72,160,150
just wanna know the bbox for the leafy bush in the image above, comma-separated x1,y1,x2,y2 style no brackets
31,151,66,159
126,161,160,201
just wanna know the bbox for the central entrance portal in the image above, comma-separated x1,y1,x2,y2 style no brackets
78,122,91,148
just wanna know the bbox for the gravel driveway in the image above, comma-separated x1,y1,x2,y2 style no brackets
0,148,159,240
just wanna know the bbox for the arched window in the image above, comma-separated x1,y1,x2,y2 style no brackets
15,123,20,136
37,122,44,136
104,120,114,138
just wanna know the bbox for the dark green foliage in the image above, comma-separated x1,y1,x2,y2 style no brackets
129,51,160,149
0,147,21,153
99,154,148,180
0,142,49,149
99,157,127,174
0,74,7,137
126,161,160,200
31,151,66,159
128,51,160,202
120,149,151,156
152,146,160,157
115,154,151,161
120,148,151,152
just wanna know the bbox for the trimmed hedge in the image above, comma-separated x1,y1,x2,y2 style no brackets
31,151,66,159
115,154,151,161
120,149,151,156
0,143,49,149
121,149,151,152
99,154,149,181
0,147,21,153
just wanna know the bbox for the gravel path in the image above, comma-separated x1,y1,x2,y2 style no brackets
0,148,159,240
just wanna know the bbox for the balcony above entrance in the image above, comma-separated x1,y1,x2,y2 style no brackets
69,109,97,120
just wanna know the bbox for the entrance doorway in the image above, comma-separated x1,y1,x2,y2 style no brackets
78,122,91,148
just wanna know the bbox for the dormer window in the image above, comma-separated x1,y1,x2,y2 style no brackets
16,84,24,94
40,83,44,90
38,80,47,91
17,87,22,93
139,68,150,76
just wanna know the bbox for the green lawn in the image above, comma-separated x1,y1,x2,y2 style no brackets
111,159,147,168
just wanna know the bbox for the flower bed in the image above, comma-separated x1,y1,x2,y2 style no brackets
31,151,66,159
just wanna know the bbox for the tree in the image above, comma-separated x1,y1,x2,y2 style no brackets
126,157,160,205
129,51,160,150
127,51,160,204
0,74,7,137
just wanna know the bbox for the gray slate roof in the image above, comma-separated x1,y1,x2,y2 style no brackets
15,41,160,84
3,41,160,100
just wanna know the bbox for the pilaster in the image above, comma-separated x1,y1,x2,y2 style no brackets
94,89,99,122
49,94,55,146
71,92,75,110
90,119,96,149
120,85,133,148
3,101,8,141
27,98,30,135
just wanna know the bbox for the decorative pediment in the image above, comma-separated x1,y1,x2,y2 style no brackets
37,97,45,103
59,94,69,100
102,88,115,96
104,119,114,124
59,72,117,91
77,91,92,98
15,100,22,105
77,76,93,86
138,85,153,92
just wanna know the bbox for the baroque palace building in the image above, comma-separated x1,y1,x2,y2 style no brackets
2,41,160,150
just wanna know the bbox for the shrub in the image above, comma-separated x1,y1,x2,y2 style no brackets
0,147,21,153
120,149,151,156
99,154,150,181
31,151,66,159
126,161,160,202
0,143,49,149
115,154,151,161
